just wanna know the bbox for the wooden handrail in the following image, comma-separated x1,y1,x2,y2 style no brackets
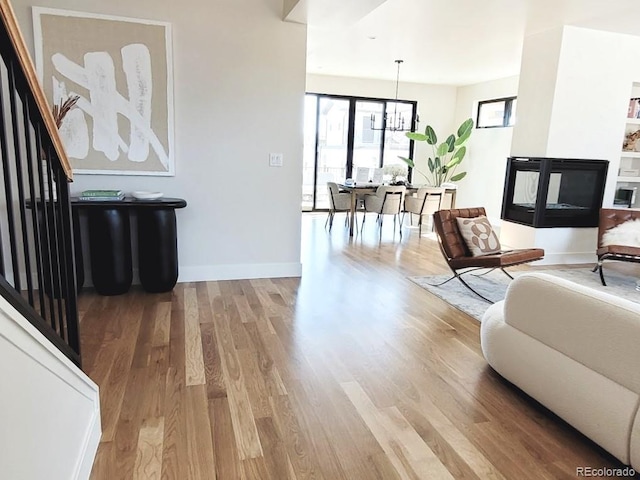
0,0,73,181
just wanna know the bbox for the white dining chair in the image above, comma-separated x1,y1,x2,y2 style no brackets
371,167,384,184
326,182,353,231
403,186,445,235
361,185,406,239
355,167,370,184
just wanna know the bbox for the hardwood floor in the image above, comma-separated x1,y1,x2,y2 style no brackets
85,213,629,479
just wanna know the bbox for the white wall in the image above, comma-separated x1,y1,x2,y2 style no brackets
513,26,640,207
306,73,458,181
0,297,101,480
505,26,640,263
510,27,563,158
453,75,519,222
13,0,307,282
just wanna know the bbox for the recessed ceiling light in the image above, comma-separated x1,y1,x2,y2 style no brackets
368,36,377,40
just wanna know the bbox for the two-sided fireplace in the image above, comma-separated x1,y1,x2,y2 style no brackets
501,157,609,228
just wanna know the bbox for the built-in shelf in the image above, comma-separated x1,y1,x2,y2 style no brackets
617,88,640,209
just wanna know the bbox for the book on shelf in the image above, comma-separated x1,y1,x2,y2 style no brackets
80,189,123,197
629,98,640,119
78,193,125,201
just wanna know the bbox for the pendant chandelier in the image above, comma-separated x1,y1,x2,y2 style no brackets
370,59,415,132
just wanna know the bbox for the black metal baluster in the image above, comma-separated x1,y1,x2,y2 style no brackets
34,124,56,329
44,143,65,340
7,60,33,305
0,64,20,290
55,168,79,361
22,97,46,319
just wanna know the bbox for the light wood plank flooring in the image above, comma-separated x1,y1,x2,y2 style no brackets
85,213,632,479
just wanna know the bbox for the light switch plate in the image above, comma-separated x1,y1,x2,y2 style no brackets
269,153,283,167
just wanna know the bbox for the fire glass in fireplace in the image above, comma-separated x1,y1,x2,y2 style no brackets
501,157,608,228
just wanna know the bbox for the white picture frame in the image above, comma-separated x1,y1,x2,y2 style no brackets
33,8,175,176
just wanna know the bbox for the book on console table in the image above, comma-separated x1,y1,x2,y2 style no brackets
78,189,125,201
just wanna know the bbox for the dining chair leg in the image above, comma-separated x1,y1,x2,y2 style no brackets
418,216,422,236
360,212,366,233
325,211,331,229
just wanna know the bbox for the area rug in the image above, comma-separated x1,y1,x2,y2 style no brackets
409,268,640,322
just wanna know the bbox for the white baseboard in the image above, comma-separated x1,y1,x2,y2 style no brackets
178,262,302,282
532,252,597,265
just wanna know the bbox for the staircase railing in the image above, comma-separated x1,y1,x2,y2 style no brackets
0,0,80,366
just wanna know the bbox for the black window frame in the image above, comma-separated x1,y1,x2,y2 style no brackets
476,96,517,129
304,92,418,210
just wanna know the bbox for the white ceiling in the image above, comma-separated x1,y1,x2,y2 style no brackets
290,0,640,86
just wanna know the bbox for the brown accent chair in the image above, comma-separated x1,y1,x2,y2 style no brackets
593,208,640,286
432,207,545,302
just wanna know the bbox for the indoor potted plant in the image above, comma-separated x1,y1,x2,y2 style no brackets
399,118,474,186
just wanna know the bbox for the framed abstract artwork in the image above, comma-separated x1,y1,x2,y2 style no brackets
33,8,175,176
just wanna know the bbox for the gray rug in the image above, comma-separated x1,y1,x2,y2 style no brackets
409,268,640,322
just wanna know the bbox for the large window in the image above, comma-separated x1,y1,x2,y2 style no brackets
477,96,517,128
302,93,417,210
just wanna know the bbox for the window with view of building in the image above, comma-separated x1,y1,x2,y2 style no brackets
477,96,517,128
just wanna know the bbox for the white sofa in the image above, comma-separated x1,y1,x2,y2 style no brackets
481,273,640,469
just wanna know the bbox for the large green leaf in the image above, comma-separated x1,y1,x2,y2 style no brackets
427,158,435,172
436,142,449,157
452,146,466,163
450,171,467,182
434,157,441,170
455,119,473,146
425,125,437,145
406,132,428,142
456,118,474,138
445,134,455,152
398,156,415,168
445,156,461,169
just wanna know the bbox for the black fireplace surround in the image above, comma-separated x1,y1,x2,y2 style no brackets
501,157,608,228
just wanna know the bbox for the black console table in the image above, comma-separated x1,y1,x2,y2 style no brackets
71,197,187,295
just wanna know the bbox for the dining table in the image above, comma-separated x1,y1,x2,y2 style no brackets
337,183,457,237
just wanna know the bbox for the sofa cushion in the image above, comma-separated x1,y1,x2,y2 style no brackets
503,273,640,394
455,215,501,256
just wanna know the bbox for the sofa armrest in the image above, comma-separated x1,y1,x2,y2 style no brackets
502,273,640,394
